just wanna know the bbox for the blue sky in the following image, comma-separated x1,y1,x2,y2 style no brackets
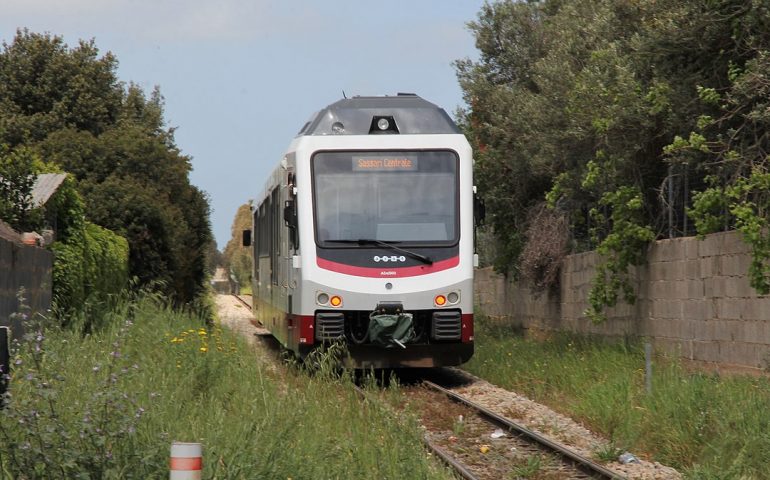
0,0,485,248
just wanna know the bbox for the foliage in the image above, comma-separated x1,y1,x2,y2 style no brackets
0,30,213,304
459,0,770,308
667,47,770,294
222,203,253,288
0,146,43,231
0,295,453,479
51,221,129,330
464,317,770,477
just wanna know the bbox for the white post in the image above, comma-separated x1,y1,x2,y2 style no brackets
170,442,202,480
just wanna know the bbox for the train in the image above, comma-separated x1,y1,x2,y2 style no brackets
243,94,482,368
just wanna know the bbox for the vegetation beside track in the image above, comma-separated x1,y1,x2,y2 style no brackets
0,295,453,479
463,317,770,478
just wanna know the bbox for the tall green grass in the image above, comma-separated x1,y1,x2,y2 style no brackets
464,319,770,478
1,295,452,479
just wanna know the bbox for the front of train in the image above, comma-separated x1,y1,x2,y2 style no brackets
293,95,477,368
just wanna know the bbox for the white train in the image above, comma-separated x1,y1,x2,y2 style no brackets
244,94,480,368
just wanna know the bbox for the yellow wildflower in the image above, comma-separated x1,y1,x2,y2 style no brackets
200,346,208,353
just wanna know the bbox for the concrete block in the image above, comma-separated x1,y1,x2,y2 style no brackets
724,275,753,299
705,299,717,320
682,299,707,321
685,259,700,280
691,340,721,363
700,256,721,278
715,298,743,320
651,299,681,319
650,238,688,263
692,319,715,341
685,238,700,260
721,254,752,277
649,280,667,298
719,342,764,368
740,298,770,321
698,234,722,258
720,231,751,255
686,279,704,299
646,317,690,339
704,277,727,298
709,320,743,342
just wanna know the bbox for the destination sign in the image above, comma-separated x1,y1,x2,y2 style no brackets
352,156,418,172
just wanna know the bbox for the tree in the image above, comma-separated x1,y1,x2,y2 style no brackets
0,30,213,304
457,0,770,319
222,203,253,289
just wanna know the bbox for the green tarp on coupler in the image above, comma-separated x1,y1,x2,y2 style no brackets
367,312,415,348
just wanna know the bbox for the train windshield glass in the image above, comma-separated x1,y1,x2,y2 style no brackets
313,150,458,246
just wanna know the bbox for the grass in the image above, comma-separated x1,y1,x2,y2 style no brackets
0,294,453,479
463,318,770,478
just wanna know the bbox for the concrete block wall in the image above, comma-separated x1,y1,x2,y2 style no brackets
474,230,770,370
0,235,53,337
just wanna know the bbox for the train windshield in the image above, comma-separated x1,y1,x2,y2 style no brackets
313,150,458,246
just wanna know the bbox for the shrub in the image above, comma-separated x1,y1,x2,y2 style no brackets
51,221,129,330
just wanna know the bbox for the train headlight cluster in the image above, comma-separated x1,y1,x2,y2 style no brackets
316,291,343,308
434,291,460,307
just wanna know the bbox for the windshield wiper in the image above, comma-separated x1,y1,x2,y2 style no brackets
325,239,433,265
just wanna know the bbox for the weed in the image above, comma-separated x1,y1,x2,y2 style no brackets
452,415,465,436
511,455,543,478
593,443,624,463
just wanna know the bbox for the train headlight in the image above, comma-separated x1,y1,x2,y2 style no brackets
434,295,447,307
377,118,390,130
317,292,329,305
330,295,343,307
447,291,460,304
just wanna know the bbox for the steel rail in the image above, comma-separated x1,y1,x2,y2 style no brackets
351,385,480,480
422,380,625,480
232,294,252,310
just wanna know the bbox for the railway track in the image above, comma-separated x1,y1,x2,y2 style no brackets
355,377,624,480
421,380,624,479
227,295,625,478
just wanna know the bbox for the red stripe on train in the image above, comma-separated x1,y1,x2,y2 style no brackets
317,256,459,278
461,313,474,343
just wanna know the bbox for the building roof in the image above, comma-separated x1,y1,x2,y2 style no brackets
31,173,67,208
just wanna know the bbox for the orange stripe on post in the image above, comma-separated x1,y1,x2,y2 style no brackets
169,457,202,471
170,442,202,479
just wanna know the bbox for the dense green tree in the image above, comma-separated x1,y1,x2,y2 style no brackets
222,203,253,288
0,30,212,304
458,0,770,319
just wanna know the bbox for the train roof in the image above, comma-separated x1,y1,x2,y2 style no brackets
297,94,460,136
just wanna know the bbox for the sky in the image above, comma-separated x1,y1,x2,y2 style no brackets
0,0,486,249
